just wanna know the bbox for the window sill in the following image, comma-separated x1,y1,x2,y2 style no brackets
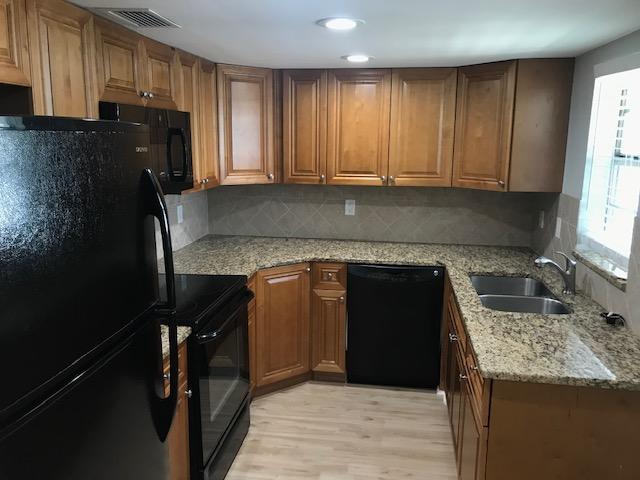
572,249,627,292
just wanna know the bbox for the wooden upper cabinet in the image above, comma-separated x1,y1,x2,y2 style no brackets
255,263,310,387
0,0,30,86
509,58,573,192
94,18,144,105
175,50,200,190
282,69,327,184
140,37,177,109
453,61,516,191
327,69,391,186
26,0,97,117
389,68,456,187
217,64,275,185
195,59,219,188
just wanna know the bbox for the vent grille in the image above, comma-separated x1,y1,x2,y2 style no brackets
93,8,180,28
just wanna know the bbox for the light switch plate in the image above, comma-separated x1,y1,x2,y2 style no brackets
345,199,356,216
177,204,184,224
555,217,562,239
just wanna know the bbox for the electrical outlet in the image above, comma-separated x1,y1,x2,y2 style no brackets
345,199,356,216
538,211,545,229
177,204,184,224
555,217,562,239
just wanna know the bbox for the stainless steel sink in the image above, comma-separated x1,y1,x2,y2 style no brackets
478,294,572,314
470,275,571,315
470,275,555,297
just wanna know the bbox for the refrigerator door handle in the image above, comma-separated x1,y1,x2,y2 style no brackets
166,127,187,182
141,168,176,312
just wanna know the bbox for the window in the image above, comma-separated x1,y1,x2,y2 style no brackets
577,67,640,279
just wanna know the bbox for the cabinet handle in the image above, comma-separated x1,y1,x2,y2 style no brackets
320,174,326,183
339,296,345,303
498,180,505,187
459,374,468,381
185,389,192,398
267,173,274,180
449,333,458,342
380,175,386,183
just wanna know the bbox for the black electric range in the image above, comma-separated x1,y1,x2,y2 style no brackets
160,273,247,328
160,273,252,480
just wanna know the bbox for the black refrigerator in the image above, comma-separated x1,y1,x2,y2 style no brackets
0,116,180,479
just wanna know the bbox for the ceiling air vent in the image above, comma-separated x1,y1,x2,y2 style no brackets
93,8,181,28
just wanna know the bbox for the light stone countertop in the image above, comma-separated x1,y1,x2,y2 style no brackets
161,325,191,358
168,235,640,391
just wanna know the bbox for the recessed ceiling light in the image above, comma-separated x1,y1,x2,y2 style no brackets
342,54,372,63
316,17,364,31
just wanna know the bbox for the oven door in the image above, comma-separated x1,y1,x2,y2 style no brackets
193,291,251,468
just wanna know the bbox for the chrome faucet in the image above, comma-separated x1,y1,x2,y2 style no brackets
534,252,577,294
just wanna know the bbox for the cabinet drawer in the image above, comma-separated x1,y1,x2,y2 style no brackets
312,263,346,290
448,294,466,354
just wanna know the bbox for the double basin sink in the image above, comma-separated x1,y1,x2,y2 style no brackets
470,275,571,315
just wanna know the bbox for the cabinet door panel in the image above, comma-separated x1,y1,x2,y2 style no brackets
176,51,200,190
283,69,327,184
255,263,310,387
311,288,345,374
0,0,30,86
389,68,456,186
217,64,274,184
95,18,144,105
27,0,96,117
141,38,177,109
459,379,487,480
452,61,516,191
327,69,391,186
197,60,219,187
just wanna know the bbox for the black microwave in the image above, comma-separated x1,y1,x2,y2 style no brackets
99,101,193,194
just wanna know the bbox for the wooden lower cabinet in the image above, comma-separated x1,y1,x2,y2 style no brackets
164,341,190,480
255,263,310,388
458,380,487,480
247,275,257,395
310,288,346,374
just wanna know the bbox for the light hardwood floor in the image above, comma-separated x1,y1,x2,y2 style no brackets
227,382,458,479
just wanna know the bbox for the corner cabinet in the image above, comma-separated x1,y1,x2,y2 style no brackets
0,0,30,86
282,69,327,184
26,0,97,117
453,59,573,192
217,64,275,185
388,68,457,186
255,263,310,388
326,69,391,186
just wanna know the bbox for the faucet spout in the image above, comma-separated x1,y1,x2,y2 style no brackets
534,252,576,294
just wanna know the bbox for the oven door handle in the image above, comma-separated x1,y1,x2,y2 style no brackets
196,290,253,344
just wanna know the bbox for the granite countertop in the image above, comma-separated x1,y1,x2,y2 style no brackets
161,325,192,358
169,235,640,391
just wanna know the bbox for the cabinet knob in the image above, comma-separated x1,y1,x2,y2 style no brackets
498,180,505,187
470,365,479,371
320,174,326,183
147,92,155,99
306,267,311,272
267,173,274,180
339,296,345,303
380,175,386,183
449,333,458,342
389,176,395,184
459,374,468,381
185,389,193,398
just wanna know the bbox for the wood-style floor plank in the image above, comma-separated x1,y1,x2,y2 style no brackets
227,382,458,479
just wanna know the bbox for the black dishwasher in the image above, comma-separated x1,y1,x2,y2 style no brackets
346,264,444,389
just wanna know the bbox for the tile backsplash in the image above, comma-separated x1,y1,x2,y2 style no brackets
155,190,209,254
208,185,556,247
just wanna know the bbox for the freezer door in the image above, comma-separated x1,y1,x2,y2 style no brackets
0,117,167,418
0,319,173,480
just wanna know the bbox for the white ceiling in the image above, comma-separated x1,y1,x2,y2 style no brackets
73,0,640,68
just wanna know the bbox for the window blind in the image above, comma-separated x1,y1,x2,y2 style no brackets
577,67,640,276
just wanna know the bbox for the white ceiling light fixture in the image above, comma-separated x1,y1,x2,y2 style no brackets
342,54,372,63
316,17,364,31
